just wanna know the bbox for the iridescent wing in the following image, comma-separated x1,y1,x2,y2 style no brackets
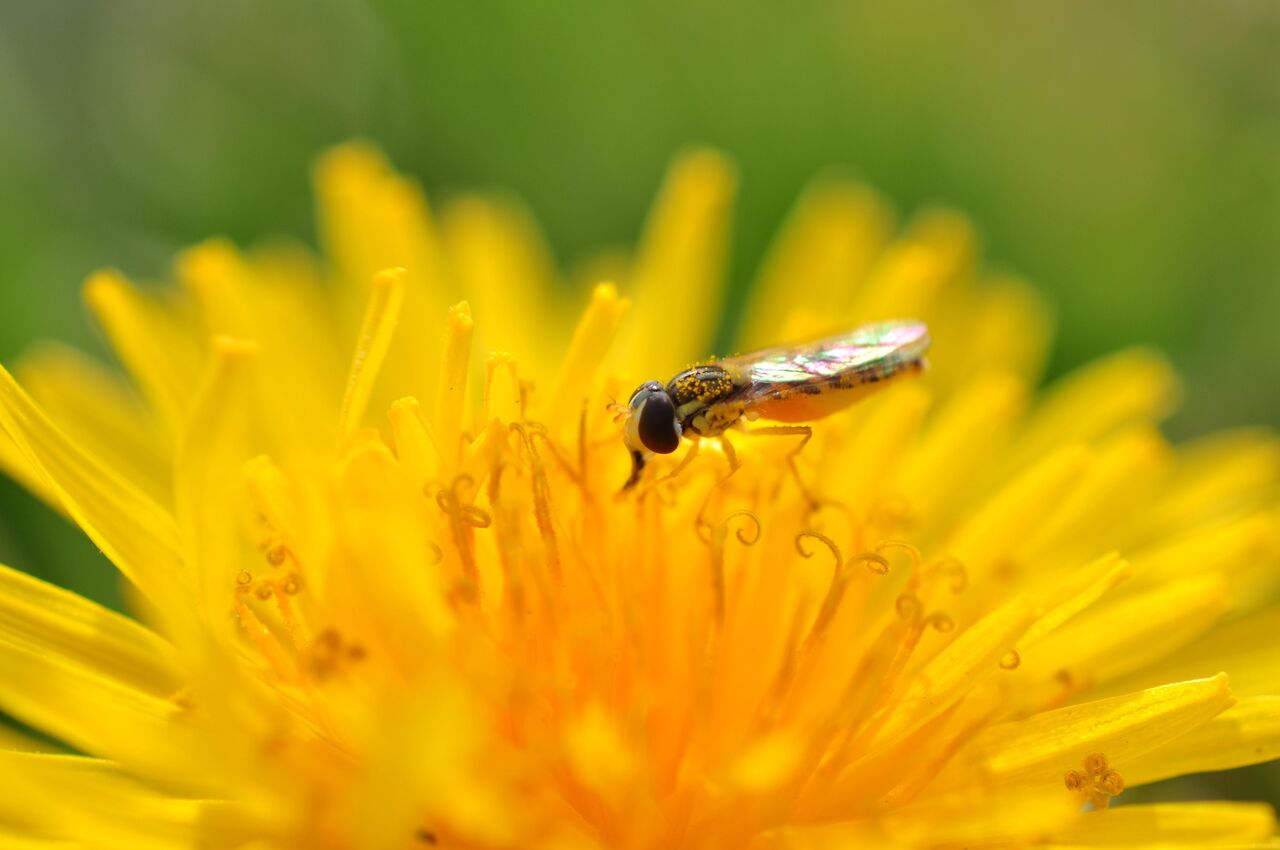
722,320,930,418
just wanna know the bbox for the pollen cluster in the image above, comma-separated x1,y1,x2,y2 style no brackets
0,143,1277,850
670,366,735,407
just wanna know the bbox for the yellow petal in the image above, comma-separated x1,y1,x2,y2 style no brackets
1142,427,1280,533
312,142,451,305
740,179,892,350
458,417,510,504
0,561,178,696
15,342,170,502
387,396,438,491
0,631,189,777
1126,695,1280,785
1009,349,1180,470
956,674,1234,789
0,365,183,605
82,270,203,431
333,440,454,650
313,143,455,409
945,443,1091,585
847,208,977,325
338,268,407,440
564,703,638,806
177,239,345,453
1020,575,1229,687
873,595,1038,746
175,337,259,638
825,383,931,514
0,751,204,850
481,350,522,427
1127,510,1277,591
441,193,562,379
0,835,79,849
1047,801,1276,845
953,274,1053,385
1018,425,1171,564
345,685,518,849
548,282,629,432
721,732,804,795
435,300,474,472
175,237,255,337
881,787,1077,848
1019,551,1131,648
622,148,735,375
893,370,1028,526
0,429,61,510
1095,604,1280,701
754,821,895,850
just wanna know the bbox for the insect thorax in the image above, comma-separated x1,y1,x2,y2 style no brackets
667,364,742,436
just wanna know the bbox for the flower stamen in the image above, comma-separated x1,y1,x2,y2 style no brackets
233,592,295,682
273,574,309,652
434,474,491,593
488,462,532,625
708,510,761,628
796,531,848,648
483,351,520,424
1065,752,1126,809
270,543,290,566
511,423,562,583
855,551,892,576
929,556,969,594
874,539,921,573
925,611,954,633
526,421,584,491
867,493,914,539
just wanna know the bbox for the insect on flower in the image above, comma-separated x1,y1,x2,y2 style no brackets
621,319,931,493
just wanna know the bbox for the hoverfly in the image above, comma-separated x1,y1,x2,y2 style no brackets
620,319,930,491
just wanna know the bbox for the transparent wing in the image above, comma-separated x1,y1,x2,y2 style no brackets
723,320,930,395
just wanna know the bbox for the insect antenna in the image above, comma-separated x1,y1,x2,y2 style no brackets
605,393,628,423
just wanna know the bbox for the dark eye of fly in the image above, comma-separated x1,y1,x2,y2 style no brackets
637,392,681,454
628,380,663,406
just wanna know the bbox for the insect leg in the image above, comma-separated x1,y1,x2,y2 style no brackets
653,437,702,485
739,424,816,508
718,432,740,475
621,450,648,492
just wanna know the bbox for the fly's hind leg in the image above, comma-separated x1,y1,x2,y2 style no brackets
738,424,817,508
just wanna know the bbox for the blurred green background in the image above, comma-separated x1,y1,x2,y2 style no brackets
0,0,1277,801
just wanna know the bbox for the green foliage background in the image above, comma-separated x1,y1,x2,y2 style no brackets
0,0,1277,802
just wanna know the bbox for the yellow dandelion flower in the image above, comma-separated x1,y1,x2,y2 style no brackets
1,142,1279,850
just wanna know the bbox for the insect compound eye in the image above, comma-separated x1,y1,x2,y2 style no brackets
636,391,682,454
628,380,664,407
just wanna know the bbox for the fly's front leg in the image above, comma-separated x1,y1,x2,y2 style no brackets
738,424,816,508
651,437,701,487
698,400,748,481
